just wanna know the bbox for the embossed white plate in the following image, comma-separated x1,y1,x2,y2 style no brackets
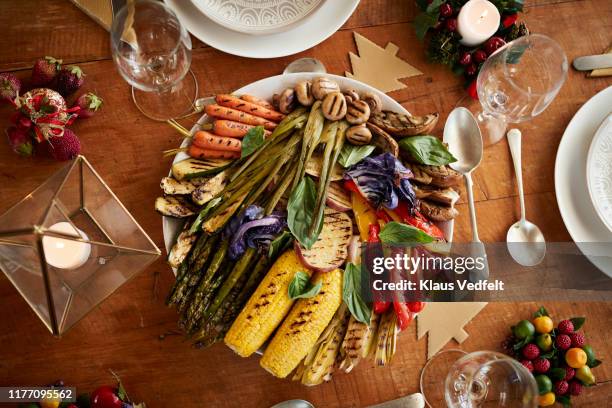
586,113,612,232
192,0,324,35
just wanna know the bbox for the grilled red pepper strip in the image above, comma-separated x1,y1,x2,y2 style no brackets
393,301,414,331
407,301,425,313
393,201,445,240
369,223,390,315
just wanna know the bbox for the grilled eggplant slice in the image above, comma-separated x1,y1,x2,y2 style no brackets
412,184,460,207
366,122,399,157
171,158,231,181
420,200,459,221
369,111,439,137
155,196,197,218
192,170,229,206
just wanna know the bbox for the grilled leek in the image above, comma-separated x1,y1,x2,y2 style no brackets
338,312,380,373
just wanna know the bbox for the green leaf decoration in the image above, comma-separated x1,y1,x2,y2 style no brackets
241,126,265,158
414,12,439,41
426,0,445,13
548,368,566,381
589,359,602,368
399,135,457,166
556,395,571,408
379,221,435,246
338,144,376,168
287,176,318,249
288,271,322,300
342,262,372,324
533,306,549,318
268,230,293,260
570,317,585,331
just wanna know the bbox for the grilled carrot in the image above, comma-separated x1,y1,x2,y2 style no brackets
205,104,277,130
193,131,242,152
205,120,272,138
188,144,240,160
216,94,285,122
241,94,275,111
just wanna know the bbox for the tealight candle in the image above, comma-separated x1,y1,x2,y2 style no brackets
457,0,501,47
42,222,91,269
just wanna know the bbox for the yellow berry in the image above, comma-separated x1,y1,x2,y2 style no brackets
533,316,554,334
565,348,588,368
538,392,555,406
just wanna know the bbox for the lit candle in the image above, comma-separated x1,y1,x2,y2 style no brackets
457,0,501,47
42,222,91,269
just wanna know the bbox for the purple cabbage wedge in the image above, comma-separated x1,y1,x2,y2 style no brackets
223,205,287,260
344,152,417,210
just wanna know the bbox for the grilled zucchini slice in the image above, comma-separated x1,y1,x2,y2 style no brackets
155,196,196,218
171,158,231,181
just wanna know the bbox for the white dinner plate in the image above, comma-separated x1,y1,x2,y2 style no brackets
164,0,360,59
586,114,612,232
554,85,612,276
162,73,454,259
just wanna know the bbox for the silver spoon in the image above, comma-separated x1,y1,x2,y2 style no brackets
444,107,489,282
283,58,327,74
506,129,546,266
270,400,314,408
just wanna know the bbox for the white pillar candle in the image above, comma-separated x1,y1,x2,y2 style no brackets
457,0,501,47
42,222,91,269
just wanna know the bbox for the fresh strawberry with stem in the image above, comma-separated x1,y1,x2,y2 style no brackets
6,126,33,156
31,56,62,87
55,65,85,97
0,73,21,103
74,92,103,118
45,128,81,161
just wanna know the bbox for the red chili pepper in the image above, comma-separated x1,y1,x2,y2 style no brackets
407,301,425,313
393,301,414,331
376,209,392,223
502,13,518,28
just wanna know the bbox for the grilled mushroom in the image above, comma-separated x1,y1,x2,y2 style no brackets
419,200,459,222
312,77,340,100
346,124,372,146
410,164,462,188
278,88,297,114
412,184,460,207
343,89,360,104
369,111,439,137
346,100,371,125
322,92,347,121
362,91,383,113
366,122,399,157
295,80,315,106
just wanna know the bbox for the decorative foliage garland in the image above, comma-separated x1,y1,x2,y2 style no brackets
414,0,528,98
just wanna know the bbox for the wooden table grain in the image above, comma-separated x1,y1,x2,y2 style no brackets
0,1,611,407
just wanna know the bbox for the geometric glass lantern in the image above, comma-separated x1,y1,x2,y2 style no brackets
0,156,160,335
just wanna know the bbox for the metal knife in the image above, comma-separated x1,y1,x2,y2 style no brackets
573,54,612,71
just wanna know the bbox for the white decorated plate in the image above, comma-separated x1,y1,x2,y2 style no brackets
555,85,612,277
191,0,324,35
164,0,359,58
586,114,612,232
162,73,454,261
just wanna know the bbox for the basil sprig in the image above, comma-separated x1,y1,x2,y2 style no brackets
287,176,319,249
288,271,321,300
343,262,372,324
379,221,435,245
241,126,265,158
338,144,376,168
399,135,457,166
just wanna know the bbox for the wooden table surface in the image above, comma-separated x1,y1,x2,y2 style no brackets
0,0,611,407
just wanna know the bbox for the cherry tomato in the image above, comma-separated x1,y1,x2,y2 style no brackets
407,301,426,313
90,385,122,408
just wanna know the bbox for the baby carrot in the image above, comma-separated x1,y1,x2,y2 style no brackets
193,130,241,152
240,94,275,111
188,144,240,160
216,94,285,122
207,120,272,138
205,104,277,130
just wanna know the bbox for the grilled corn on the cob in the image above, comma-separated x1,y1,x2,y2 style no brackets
260,269,343,378
224,250,307,357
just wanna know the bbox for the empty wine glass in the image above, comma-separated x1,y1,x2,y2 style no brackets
420,350,539,407
110,0,198,121
461,34,568,145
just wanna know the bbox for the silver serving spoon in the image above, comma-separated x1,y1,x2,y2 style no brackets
506,129,546,266
270,400,314,408
283,58,327,74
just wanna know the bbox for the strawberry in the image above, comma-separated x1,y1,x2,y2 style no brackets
533,358,550,374
554,380,569,396
0,73,21,103
520,360,534,373
6,126,33,156
73,92,103,119
45,128,80,161
568,380,582,396
558,319,574,334
564,367,575,381
569,332,585,348
555,334,572,350
31,56,62,87
55,65,85,97
522,343,540,360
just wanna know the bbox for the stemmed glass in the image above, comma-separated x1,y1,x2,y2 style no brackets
462,34,568,145
110,0,198,121
420,350,538,407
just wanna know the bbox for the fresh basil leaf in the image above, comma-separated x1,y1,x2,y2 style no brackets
399,136,457,166
379,221,434,245
288,271,322,300
338,144,376,168
413,12,439,41
570,317,585,331
241,126,265,158
343,262,372,324
287,176,318,249
268,230,293,260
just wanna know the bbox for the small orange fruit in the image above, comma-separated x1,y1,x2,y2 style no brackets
538,392,555,406
565,348,588,368
533,316,554,334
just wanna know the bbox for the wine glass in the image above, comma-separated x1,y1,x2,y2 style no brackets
110,0,198,121
420,350,539,407
461,34,568,145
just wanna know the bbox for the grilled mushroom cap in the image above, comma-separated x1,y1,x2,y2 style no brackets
362,91,383,113
366,122,399,157
295,80,314,106
343,89,360,104
346,100,371,125
369,111,439,137
322,92,347,121
312,77,340,100
346,124,372,146
278,88,297,114
419,200,459,221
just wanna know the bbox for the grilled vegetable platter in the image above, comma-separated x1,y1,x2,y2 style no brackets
157,73,461,385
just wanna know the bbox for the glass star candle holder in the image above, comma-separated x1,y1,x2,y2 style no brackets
0,156,160,335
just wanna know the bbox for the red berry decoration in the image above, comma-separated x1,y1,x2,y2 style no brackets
484,36,506,55
558,319,574,334
0,73,21,103
555,334,572,350
569,380,582,396
570,332,585,348
467,80,478,100
473,49,488,64
533,358,550,374
520,360,534,372
445,18,457,32
6,126,33,157
55,65,85,97
522,343,540,360
502,14,518,28
554,380,569,396
74,92,103,119
90,385,123,408
31,56,62,87
439,3,453,17
564,367,575,381
458,52,472,66
465,63,478,76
